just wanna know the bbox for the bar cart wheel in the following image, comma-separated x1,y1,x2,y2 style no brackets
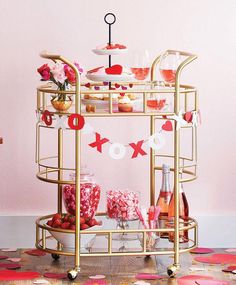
167,264,179,277
51,253,60,260
67,268,79,280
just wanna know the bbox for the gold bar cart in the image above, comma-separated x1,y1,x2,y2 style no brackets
35,50,198,280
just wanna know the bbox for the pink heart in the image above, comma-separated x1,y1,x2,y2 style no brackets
135,273,164,280
184,111,193,123
190,247,214,254
7,258,21,263
195,280,229,285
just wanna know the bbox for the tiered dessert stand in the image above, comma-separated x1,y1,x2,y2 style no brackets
35,14,198,281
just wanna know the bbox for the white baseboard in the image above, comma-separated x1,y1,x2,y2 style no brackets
0,216,235,248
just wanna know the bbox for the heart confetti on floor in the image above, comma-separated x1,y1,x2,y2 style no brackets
225,248,236,253
222,265,236,273
195,254,236,264
190,248,214,254
0,256,8,260
135,273,165,280
43,272,67,279
89,274,106,279
178,275,214,285
0,270,40,281
0,262,21,269
7,257,21,262
33,279,50,284
83,279,107,285
1,248,18,252
195,279,230,285
25,249,47,256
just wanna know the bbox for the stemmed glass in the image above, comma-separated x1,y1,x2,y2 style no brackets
130,50,150,80
159,52,181,87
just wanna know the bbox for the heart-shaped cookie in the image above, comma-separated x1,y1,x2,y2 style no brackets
105,65,122,75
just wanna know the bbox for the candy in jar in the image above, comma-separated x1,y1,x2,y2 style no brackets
106,190,139,221
63,167,101,219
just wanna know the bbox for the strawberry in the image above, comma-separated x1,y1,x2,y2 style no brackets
80,217,85,224
115,83,120,89
80,223,90,230
63,214,70,222
52,213,61,222
47,220,53,227
52,219,62,228
85,83,91,88
70,224,76,230
69,216,76,224
61,222,71,229
87,219,98,227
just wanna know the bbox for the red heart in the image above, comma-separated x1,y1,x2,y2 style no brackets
129,83,133,88
115,83,120,89
105,65,123,75
0,270,40,281
184,111,193,123
25,249,46,256
162,115,167,119
87,66,104,74
0,263,21,269
85,83,91,88
162,120,173,131
44,272,67,279
120,93,125,97
0,256,8,260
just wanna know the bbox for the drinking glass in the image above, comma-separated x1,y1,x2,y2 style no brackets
130,50,150,80
159,52,181,86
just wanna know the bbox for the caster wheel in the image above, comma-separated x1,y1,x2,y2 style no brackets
51,253,60,260
167,265,179,277
67,269,78,281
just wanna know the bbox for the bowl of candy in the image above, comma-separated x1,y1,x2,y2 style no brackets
46,213,102,251
62,166,101,220
106,189,140,240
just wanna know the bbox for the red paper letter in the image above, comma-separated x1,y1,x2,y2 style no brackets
68,113,85,130
89,133,109,153
129,140,147,159
41,110,52,126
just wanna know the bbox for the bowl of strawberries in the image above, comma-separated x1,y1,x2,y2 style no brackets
46,213,102,251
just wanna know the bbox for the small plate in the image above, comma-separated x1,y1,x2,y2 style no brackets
92,48,128,55
86,73,134,82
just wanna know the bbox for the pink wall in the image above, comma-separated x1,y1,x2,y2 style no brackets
0,0,235,217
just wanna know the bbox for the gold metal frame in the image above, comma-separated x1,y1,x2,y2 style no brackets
35,50,198,277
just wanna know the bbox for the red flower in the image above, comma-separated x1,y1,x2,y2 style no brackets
37,64,50,81
64,65,76,84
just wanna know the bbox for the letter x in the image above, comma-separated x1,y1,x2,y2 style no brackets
129,140,147,159
89,133,109,153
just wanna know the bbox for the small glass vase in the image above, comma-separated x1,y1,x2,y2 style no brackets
51,94,73,112
138,219,160,251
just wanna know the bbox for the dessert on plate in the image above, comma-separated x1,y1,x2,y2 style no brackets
118,95,133,112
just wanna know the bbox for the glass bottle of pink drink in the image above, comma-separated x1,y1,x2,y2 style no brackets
156,164,172,238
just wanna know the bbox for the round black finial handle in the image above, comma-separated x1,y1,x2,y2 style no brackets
104,13,116,25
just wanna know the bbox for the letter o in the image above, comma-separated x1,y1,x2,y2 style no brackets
108,143,126,160
68,114,85,130
148,132,165,151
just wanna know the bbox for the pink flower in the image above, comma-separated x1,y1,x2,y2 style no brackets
37,64,50,81
51,63,67,84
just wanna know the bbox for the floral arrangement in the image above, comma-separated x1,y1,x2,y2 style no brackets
37,62,83,89
37,62,83,111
